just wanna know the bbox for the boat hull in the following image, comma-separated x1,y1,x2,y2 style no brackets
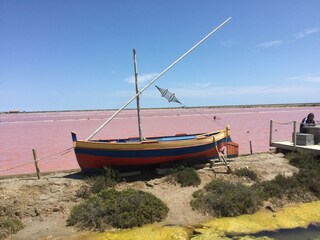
72,128,237,171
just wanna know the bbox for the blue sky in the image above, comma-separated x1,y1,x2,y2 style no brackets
1,0,320,112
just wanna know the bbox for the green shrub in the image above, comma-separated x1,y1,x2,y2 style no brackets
76,185,92,199
234,168,258,181
286,151,320,199
0,216,24,239
171,166,201,187
91,167,119,194
294,169,320,198
255,174,300,200
286,151,320,170
67,195,103,230
191,179,262,217
67,188,168,230
191,152,320,219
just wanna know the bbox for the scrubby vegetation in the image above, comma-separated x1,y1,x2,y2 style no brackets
295,168,320,198
169,166,201,187
288,151,320,198
91,167,119,194
76,167,119,199
253,174,304,201
0,216,24,239
192,151,320,217
191,179,262,217
255,152,320,201
233,168,259,181
286,151,320,170
68,188,168,230
69,151,320,231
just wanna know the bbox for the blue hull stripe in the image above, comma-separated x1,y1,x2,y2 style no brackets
75,141,221,158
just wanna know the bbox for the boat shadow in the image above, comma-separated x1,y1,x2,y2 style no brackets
62,157,232,183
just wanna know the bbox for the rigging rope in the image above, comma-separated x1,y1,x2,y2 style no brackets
0,161,35,174
37,147,74,162
0,147,74,174
155,85,225,128
188,107,226,128
272,120,296,125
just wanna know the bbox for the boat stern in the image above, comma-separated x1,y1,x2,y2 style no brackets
226,141,239,158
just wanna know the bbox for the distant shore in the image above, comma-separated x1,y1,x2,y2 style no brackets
2,102,320,114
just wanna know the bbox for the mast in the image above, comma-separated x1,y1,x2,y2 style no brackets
86,17,232,140
133,49,143,141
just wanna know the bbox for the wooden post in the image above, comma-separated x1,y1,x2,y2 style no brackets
249,141,253,155
32,149,41,179
293,121,296,150
269,120,273,147
133,49,143,141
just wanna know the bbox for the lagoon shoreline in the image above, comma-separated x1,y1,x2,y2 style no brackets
2,152,320,239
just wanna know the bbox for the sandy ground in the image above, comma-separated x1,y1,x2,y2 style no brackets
0,152,300,240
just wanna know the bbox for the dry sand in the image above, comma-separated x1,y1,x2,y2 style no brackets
1,152,300,240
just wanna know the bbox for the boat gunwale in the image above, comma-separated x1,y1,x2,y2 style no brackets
74,130,229,151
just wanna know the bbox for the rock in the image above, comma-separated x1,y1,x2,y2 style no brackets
50,186,62,193
145,181,154,188
264,201,275,212
276,152,284,157
39,194,50,201
146,179,162,187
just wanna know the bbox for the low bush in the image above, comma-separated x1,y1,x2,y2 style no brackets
191,179,262,217
286,151,320,171
234,168,259,181
294,169,320,198
0,216,24,239
76,185,92,199
286,151,320,198
91,167,119,194
191,151,320,218
255,174,300,200
170,166,201,187
67,188,168,230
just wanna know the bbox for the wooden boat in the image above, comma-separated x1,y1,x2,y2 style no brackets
72,128,238,170
72,18,238,171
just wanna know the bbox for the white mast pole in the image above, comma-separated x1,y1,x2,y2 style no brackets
86,17,232,140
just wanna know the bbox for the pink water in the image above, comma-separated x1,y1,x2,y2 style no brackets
1,106,319,176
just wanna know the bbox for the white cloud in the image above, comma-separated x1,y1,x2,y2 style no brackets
256,40,283,48
295,27,320,39
107,82,320,108
290,73,320,83
166,79,320,99
125,72,159,84
256,26,320,49
175,85,298,98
